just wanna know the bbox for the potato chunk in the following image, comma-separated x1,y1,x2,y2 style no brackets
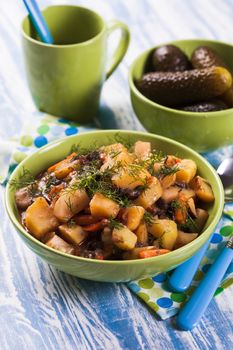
102,143,127,155
134,177,163,208
176,159,197,183
195,208,209,232
25,197,59,240
54,188,90,222
134,141,151,160
161,186,180,203
190,176,215,202
148,219,177,239
112,168,151,190
100,151,134,172
161,173,176,189
122,206,145,231
59,224,88,245
135,222,148,245
147,219,178,250
174,231,198,249
160,230,178,251
112,225,137,250
46,234,74,254
90,193,120,218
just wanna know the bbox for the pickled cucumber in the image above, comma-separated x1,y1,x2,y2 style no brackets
192,46,233,107
179,100,228,112
136,66,232,107
152,45,191,72
191,46,227,69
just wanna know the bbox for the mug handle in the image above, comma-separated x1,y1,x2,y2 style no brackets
106,20,130,79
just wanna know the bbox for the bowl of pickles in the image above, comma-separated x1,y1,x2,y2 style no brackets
129,39,233,152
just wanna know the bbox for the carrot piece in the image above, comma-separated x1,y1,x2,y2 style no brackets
48,184,65,199
82,221,105,232
174,207,187,224
96,253,104,260
138,249,170,259
48,152,77,173
174,199,187,225
74,215,99,226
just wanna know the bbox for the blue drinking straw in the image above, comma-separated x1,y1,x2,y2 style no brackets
23,0,54,44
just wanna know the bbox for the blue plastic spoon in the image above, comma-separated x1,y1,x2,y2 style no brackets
169,236,213,292
23,0,54,44
176,236,233,330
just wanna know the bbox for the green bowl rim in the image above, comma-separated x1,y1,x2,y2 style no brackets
129,38,233,117
5,130,224,265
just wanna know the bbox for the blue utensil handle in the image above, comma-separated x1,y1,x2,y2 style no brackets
169,237,212,292
177,246,233,331
23,0,54,44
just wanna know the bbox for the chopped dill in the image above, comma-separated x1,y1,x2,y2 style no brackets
171,199,181,210
113,132,134,150
180,215,198,232
143,211,156,225
9,167,35,189
157,164,180,177
65,196,74,213
44,176,59,193
66,161,131,207
70,141,99,155
67,219,77,227
171,200,198,232
109,218,124,230
146,149,165,171
109,149,122,158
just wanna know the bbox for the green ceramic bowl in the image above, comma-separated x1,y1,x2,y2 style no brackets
129,39,233,152
5,130,224,282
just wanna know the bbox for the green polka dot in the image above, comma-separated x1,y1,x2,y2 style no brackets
148,301,159,312
220,226,233,237
186,286,196,296
214,287,224,296
13,151,27,163
148,288,164,299
221,278,233,289
171,293,187,303
137,292,150,302
20,135,33,147
194,270,204,281
138,278,154,289
37,124,50,135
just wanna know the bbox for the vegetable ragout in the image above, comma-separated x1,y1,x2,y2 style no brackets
13,140,215,260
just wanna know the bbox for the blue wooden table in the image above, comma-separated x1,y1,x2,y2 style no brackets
0,0,233,349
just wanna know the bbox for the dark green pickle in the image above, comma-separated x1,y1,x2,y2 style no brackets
137,66,232,107
152,45,191,72
192,46,233,107
191,46,227,69
179,100,228,112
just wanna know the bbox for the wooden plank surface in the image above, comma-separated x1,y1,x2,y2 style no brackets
0,0,233,349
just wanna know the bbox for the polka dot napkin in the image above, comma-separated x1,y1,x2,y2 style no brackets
0,113,96,185
128,217,233,319
1,113,232,320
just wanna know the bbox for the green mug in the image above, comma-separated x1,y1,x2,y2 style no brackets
22,5,130,122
